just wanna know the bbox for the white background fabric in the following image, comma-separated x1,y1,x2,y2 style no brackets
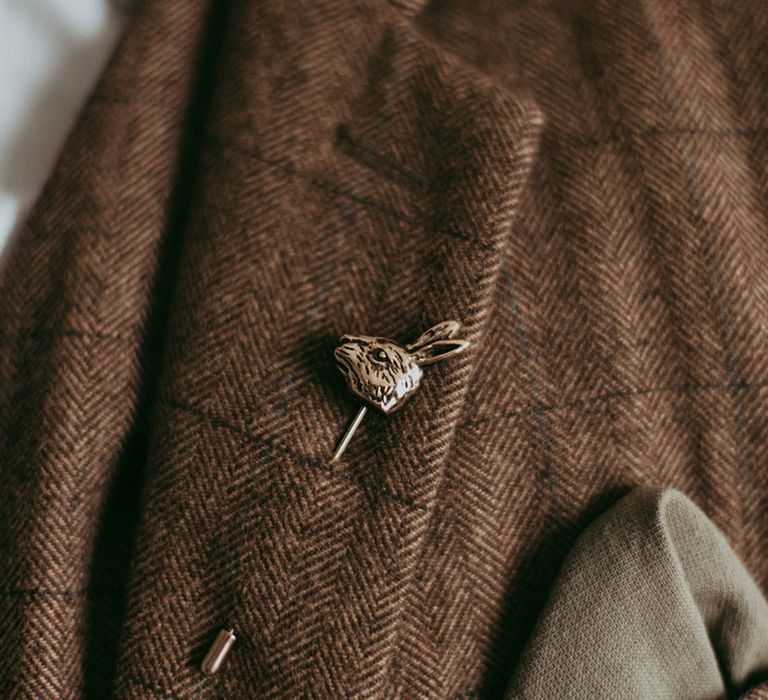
0,0,125,264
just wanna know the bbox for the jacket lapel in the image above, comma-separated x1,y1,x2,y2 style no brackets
0,0,541,696
109,1,542,696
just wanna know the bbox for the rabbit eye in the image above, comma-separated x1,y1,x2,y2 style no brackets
372,349,388,363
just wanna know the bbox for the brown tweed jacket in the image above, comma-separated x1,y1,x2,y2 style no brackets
0,0,766,697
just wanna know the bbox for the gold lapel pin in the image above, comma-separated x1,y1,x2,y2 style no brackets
331,320,470,461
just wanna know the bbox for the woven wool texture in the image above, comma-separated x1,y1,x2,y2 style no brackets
0,0,766,697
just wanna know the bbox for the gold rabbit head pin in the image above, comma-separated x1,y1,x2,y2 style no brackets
332,320,470,460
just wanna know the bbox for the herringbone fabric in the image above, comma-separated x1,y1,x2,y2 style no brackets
0,0,766,697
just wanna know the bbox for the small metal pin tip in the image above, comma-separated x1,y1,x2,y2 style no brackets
331,405,367,462
201,628,236,676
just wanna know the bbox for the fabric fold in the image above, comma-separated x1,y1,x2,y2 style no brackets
0,1,217,696
506,487,768,699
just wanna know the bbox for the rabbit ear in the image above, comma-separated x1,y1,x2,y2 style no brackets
407,320,461,351
412,338,470,366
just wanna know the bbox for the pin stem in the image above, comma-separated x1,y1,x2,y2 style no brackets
332,405,367,462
